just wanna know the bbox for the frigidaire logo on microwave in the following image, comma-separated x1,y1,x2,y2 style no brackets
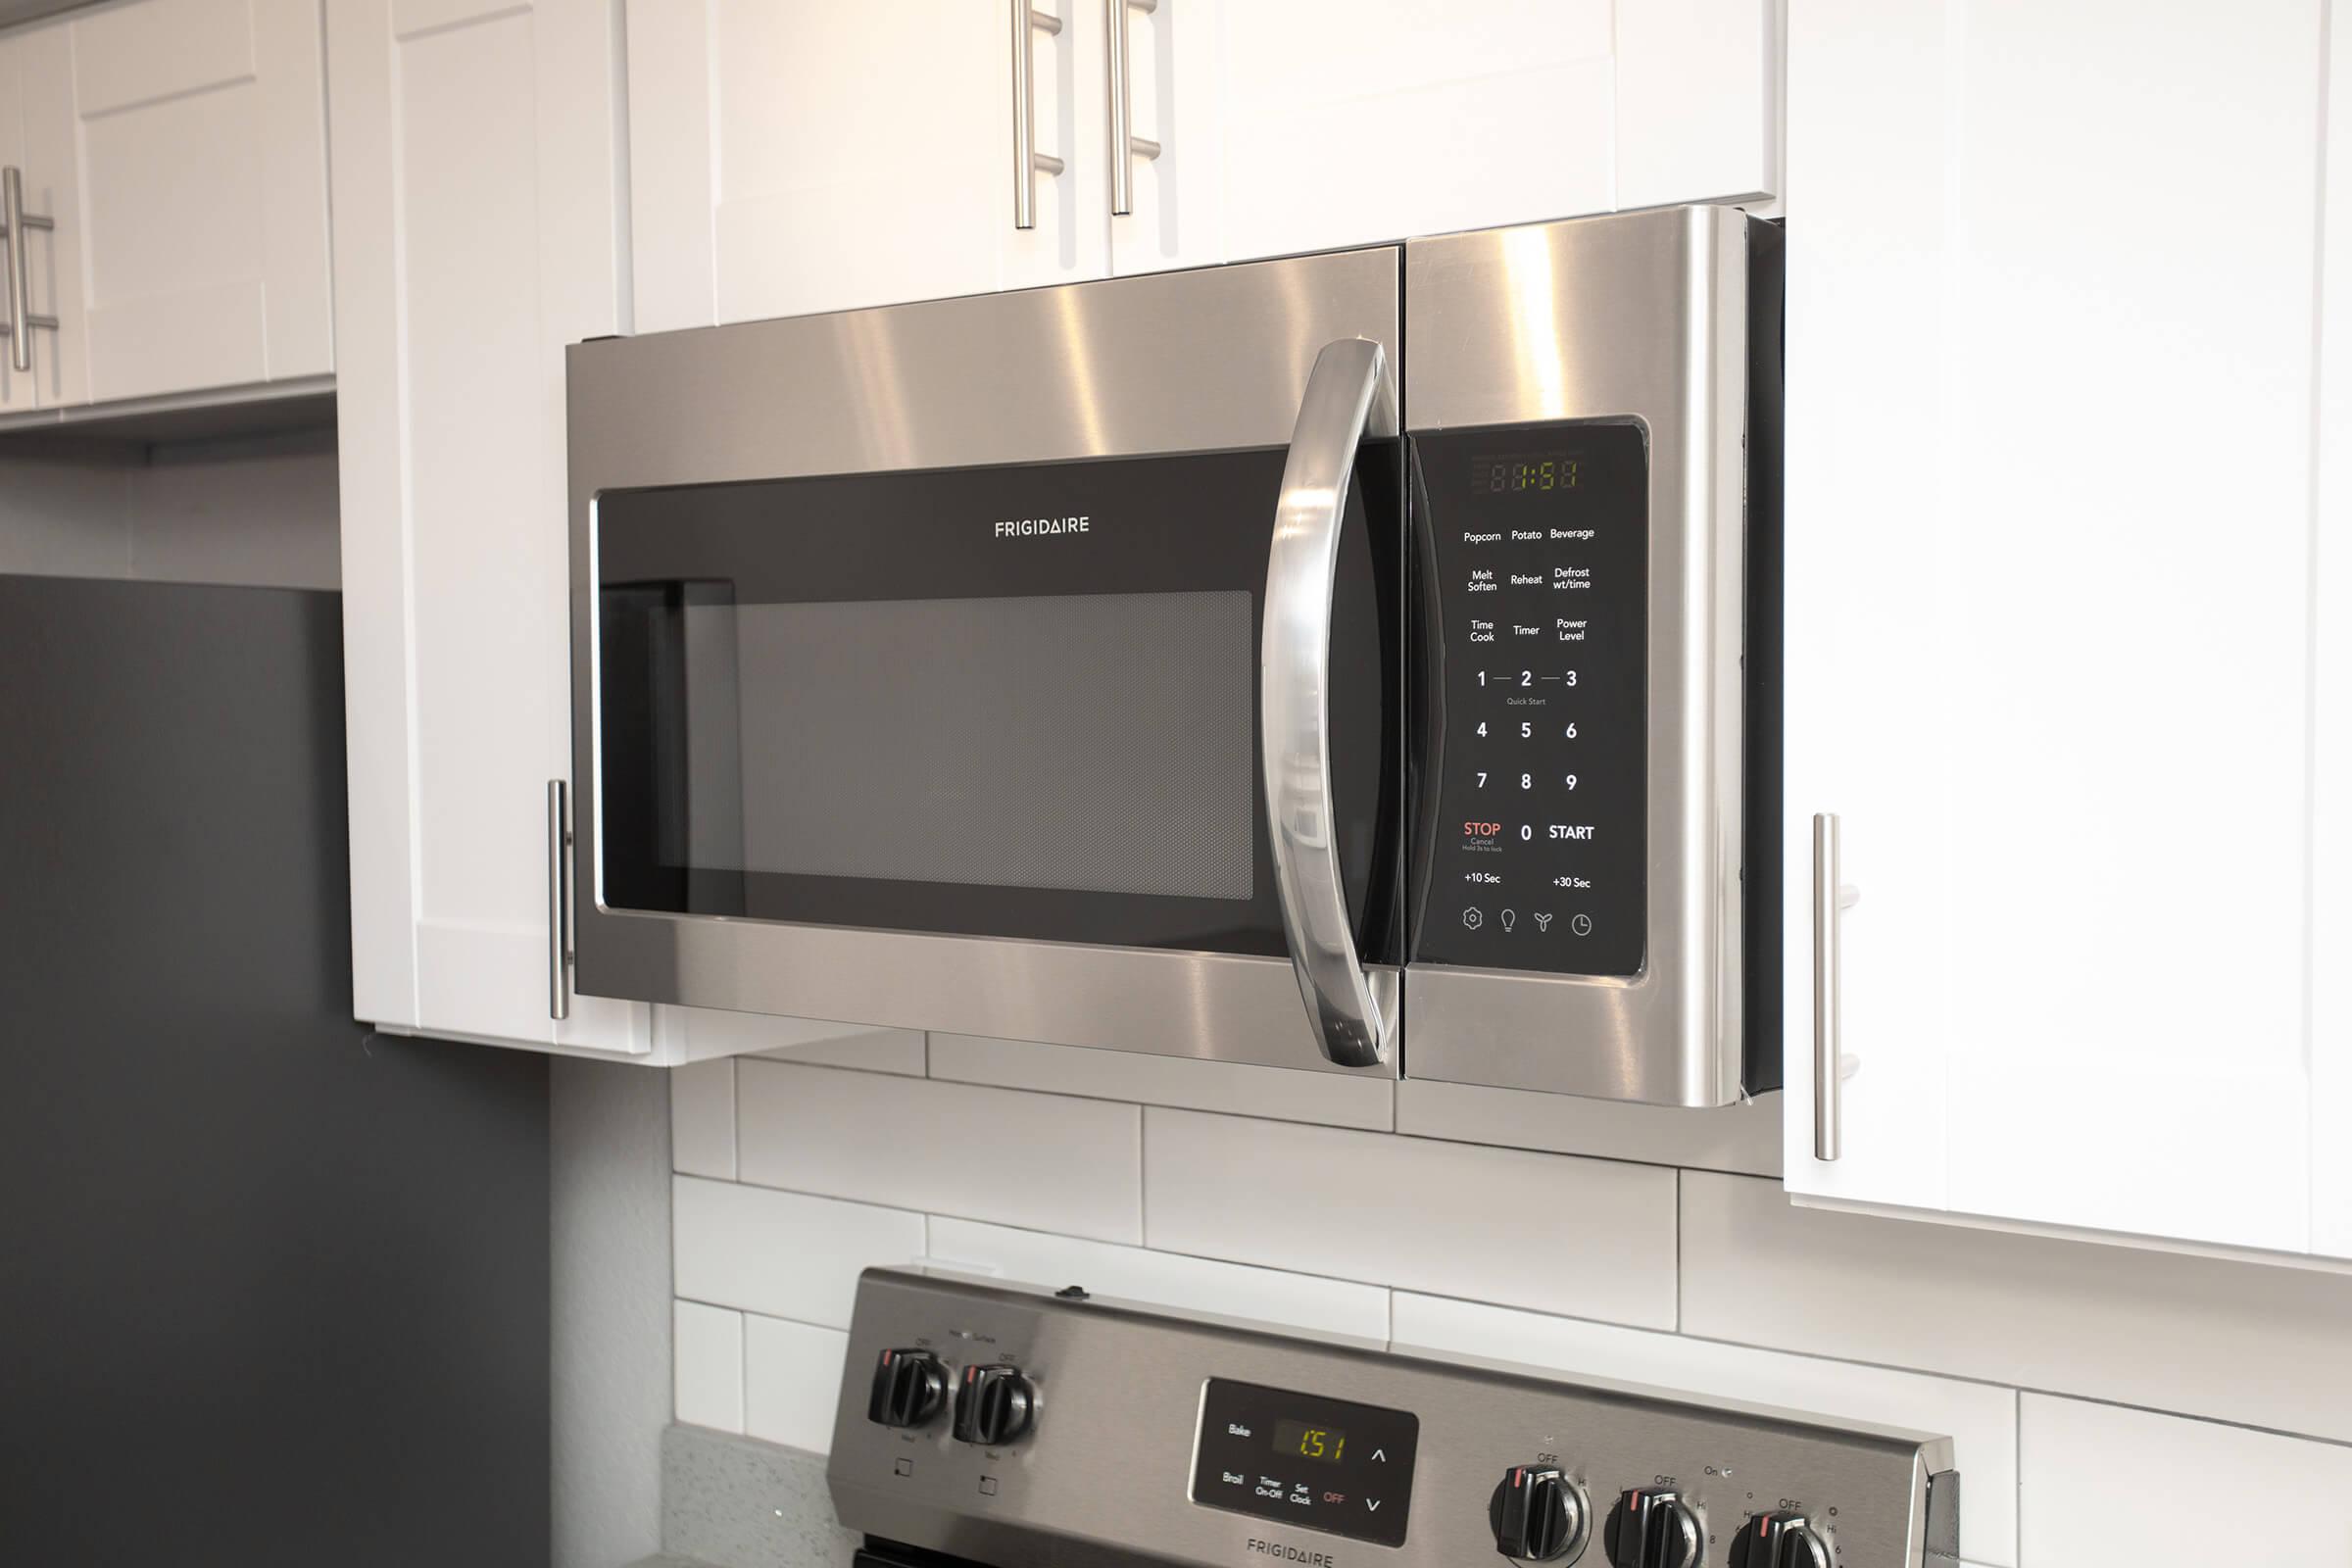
995,514,1090,538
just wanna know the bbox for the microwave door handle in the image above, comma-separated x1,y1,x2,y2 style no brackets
1262,337,1399,1069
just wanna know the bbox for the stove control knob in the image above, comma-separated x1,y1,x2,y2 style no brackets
1604,1488,1701,1568
1731,1511,1831,1568
1489,1464,1591,1562
865,1348,947,1428
953,1364,1036,1446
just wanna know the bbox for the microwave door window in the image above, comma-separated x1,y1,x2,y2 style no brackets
600,580,748,917
590,448,1399,959
723,591,1252,899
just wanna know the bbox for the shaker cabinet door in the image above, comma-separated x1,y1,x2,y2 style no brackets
1783,0,2329,1258
0,26,82,413
1212,0,1775,266
59,0,331,404
628,0,1108,332
330,0,645,1054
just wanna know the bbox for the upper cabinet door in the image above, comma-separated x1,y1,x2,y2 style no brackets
62,0,332,405
1212,0,1776,266
0,25,83,412
628,0,1108,332
330,0,644,1055
1784,0,2331,1258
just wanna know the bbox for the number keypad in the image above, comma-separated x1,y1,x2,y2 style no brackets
1414,421,1647,977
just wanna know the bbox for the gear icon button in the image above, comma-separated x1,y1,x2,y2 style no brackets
1461,907,1484,930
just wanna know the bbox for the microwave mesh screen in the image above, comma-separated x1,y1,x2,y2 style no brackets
661,589,1255,901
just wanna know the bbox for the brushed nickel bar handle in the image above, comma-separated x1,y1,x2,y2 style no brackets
2,167,59,376
1011,2,1066,230
1106,0,1161,216
1811,812,1861,1159
549,779,573,1021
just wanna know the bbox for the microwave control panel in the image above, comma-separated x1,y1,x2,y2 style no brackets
1412,420,1648,978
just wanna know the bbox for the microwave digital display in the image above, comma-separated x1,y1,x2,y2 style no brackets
1469,453,1582,496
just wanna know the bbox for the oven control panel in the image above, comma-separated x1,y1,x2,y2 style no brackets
1413,420,1648,977
828,1270,1959,1568
1189,1377,1419,1546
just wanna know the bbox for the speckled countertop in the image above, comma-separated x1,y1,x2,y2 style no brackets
649,1424,861,1568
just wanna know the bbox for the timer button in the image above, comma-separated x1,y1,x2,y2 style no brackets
865,1348,946,1429
1490,1465,1590,1563
1605,1488,1700,1568
953,1364,1035,1446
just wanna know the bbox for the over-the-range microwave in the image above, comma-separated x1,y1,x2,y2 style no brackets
564,205,1783,1106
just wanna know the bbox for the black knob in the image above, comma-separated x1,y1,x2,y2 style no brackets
1604,1488,1701,1568
1490,1465,1590,1562
953,1364,1036,1446
1730,1511,1830,1568
865,1348,947,1428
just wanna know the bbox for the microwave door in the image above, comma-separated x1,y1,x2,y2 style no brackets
1262,338,1404,1069
565,247,1404,1072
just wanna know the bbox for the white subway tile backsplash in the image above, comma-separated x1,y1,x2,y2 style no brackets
1682,1173,2352,1443
2020,1395,2352,1565
672,1175,925,1328
670,1058,736,1179
928,1218,1391,1341
1145,1109,1677,1327
930,1034,1395,1131
1395,1080,1782,1177
745,1314,852,1454
756,1026,926,1075
673,1299,745,1434
738,1061,1143,1242
1392,1294,2018,1566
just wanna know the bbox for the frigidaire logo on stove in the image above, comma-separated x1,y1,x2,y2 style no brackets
1244,1543,1333,1568
995,514,1090,538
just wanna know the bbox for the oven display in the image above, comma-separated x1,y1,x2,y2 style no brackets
1191,1379,1418,1546
1270,1418,1347,1464
1413,420,1649,979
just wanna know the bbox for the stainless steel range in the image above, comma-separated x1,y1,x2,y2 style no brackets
828,1269,1958,1568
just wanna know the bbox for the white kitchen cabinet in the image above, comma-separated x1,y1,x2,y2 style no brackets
1210,0,1778,265
2312,0,2352,1264
0,24,81,412
626,1,1776,323
1783,0,2339,1259
331,0,649,1056
24,0,333,407
628,0,1109,331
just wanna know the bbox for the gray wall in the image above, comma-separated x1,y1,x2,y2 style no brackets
0,578,550,1564
0,426,340,588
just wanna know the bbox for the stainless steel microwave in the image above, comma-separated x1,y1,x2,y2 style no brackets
564,206,1782,1106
